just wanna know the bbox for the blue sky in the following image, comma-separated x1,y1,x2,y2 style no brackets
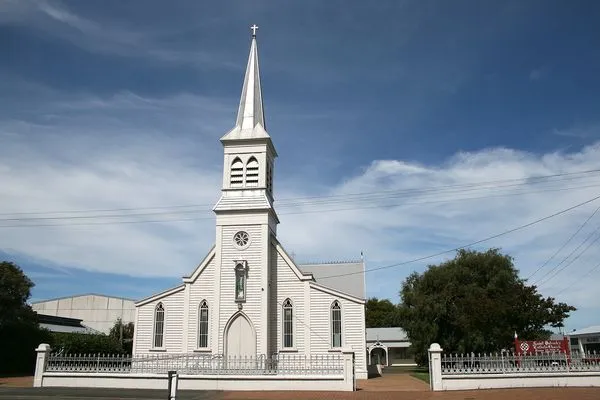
1,0,600,331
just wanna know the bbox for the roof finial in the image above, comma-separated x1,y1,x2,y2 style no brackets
250,24,259,37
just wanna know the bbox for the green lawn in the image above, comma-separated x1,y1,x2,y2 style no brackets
410,370,430,384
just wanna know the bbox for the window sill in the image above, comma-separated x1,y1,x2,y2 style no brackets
149,348,166,352
279,348,298,353
193,348,212,353
328,348,342,352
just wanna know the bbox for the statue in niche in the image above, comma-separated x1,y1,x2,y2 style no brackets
235,261,247,302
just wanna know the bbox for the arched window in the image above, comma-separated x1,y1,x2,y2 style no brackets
153,303,165,348
331,301,342,348
198,300,209,348
245,157,259,187
230,158,243,188
282,299,293,348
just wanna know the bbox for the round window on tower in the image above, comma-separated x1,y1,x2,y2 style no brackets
233,231,250,249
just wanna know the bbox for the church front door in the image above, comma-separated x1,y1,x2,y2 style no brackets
225,313,256,358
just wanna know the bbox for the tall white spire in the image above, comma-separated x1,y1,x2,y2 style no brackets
222,25,270,140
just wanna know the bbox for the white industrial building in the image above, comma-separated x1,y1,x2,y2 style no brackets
569,325,600,355
31,294,136,334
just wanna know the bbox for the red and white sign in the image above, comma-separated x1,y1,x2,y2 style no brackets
515,338,570,355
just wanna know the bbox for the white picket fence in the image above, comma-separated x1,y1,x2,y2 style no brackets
45,351,345,375
34,344,356,391
428,343,600,391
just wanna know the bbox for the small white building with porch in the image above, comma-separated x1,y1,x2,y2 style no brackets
366,327,415,366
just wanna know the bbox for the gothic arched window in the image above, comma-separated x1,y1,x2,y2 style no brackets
331,300,342,348
282,298,293,348
245,157,259,187
230,157,243,188
198,300,209,348
153,302,165,348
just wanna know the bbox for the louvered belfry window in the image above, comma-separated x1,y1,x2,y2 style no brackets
245,157,259,187
230,158,244,187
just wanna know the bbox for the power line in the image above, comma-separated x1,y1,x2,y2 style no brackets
298,194,600,281
554,260,600,296
533,228,600,287
526,204,600,280
1,184,598,228
2,168,600,217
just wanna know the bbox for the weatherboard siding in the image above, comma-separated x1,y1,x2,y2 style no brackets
271,246,306,353
218,224,265,354
187,257,216,351
309,287,367,375
134,289,185,354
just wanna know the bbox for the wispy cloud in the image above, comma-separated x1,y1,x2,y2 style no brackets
529,66,550,81
553,124,600,139
0,0,237,68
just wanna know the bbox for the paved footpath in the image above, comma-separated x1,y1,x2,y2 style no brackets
2,376,599,400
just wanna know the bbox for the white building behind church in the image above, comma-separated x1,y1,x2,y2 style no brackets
132,31,368,379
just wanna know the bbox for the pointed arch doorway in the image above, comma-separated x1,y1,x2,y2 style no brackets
225,312,256,357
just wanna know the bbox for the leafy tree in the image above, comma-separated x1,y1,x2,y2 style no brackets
0,261,52,374
397,249,576,365
109,318,135,354
365,297,399,328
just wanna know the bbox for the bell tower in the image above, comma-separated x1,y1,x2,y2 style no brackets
212,26,278,357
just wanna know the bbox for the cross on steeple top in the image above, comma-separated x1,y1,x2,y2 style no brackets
250,24,259,37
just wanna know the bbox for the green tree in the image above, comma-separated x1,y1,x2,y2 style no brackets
397,249,576,365
109,318,135,354
0,261,52,374
365,297,399,328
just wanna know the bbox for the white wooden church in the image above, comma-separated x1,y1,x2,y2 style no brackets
132,29,368,379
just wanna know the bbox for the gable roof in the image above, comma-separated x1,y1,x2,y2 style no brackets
309,281,365,304
299,261,365,299
272,238,314,281
135,284,185,307
182,245,216,283
366,327,409,342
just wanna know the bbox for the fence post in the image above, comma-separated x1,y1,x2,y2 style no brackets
34,343,51,388
167,370,178,400
428,343,443,392
341,348,355,391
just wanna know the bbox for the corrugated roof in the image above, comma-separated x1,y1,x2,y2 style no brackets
366,327,409,342
299,261,365,299
570,325,600,336
30,293,137,304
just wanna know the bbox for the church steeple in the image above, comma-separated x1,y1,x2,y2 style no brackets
236,27,265,131
215,26,278,219
222,25,271,141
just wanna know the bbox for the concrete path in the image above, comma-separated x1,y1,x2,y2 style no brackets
2,375,599,400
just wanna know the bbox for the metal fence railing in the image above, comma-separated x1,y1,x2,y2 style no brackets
441,351,600,375
45,352,345,376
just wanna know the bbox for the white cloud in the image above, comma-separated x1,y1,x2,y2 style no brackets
1,82,599,329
